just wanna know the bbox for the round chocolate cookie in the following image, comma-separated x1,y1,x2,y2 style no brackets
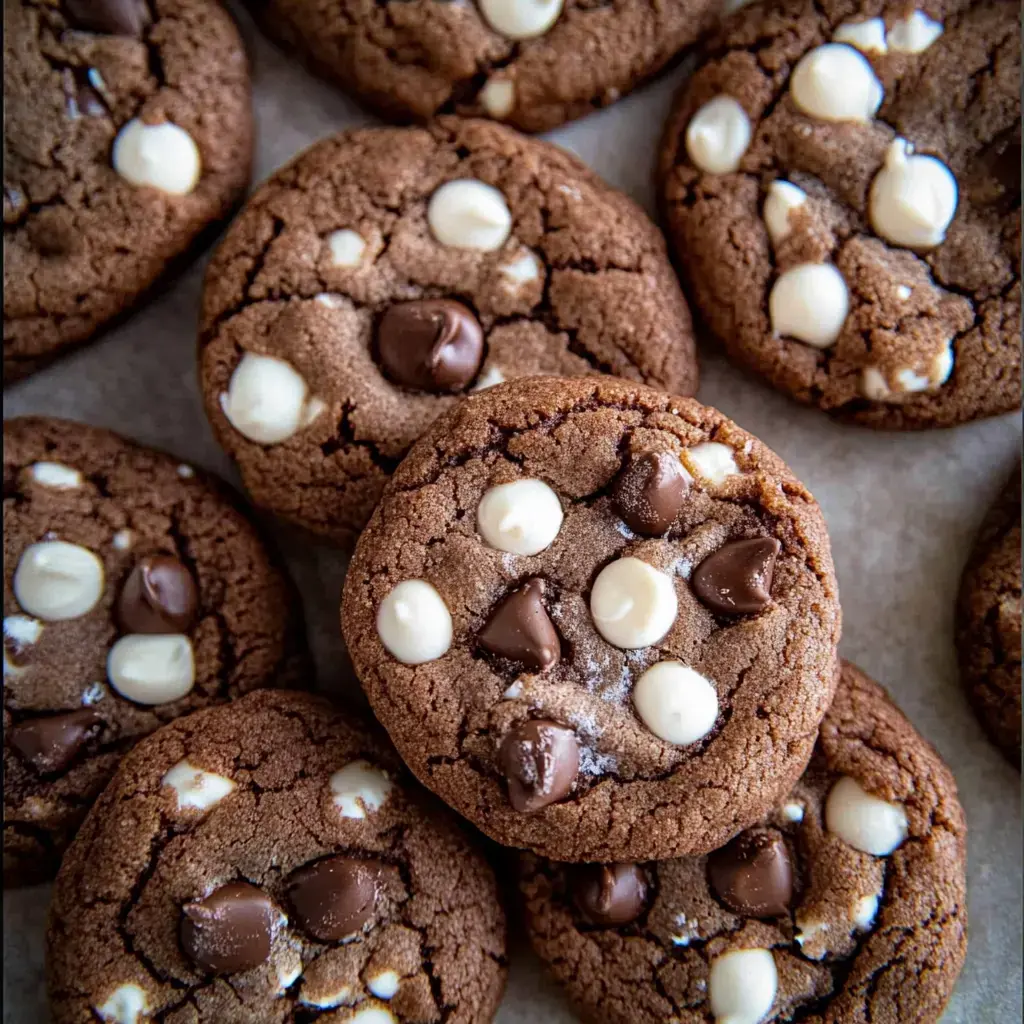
956,465,1021,765
520,660,968,1024
658,0,1021,428
3,416,307,887
46,690,507,1023
244,0,719,134
199,119,699,545
342,375,841,862
4,0,253,384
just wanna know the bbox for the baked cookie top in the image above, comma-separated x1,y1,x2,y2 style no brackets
199,119,699,545
245,0,719,133
3,417,307,887
3,0,253,383
520,661,968,1024
659,0,1021,428
46,690,508,1024
342,375,841,863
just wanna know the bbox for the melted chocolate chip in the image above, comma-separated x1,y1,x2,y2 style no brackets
376,299,484,393
571,863,650,927
498,719,579,813
287,857,381,941
479,578,560,671
117,555,199,634
180,882,279,974
613,451,690,535
8,710,102,775
692,537,781,615
65,0,149,37
707,827,793,917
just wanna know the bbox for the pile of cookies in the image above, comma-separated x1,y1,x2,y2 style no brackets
3,0,1019,1022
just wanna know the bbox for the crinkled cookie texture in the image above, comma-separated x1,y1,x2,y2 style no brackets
46,690,507,1024
3,417,307,887
244,0,719,134
3,0,253,384
658,0,1021,428
199,119,699,545
957,465,1021,765
342,376,841,862
520,661,968,1024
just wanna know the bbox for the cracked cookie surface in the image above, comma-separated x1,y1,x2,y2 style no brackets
199,119,699,545
3,417,307,887
3,0,253,384
46,689,508,1024
341,375,841,862
658,0,1021,428
956,465,1021,765
520,661,968,1024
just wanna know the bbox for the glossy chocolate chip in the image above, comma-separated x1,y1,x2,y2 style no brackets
180,882,279,974
117,555,199,634
63,70,107,119
498,719,578,813
8,709,102,775
376,299,484,393
613,451,690,535
287,857,381,941
707,827,794,917
65,0,149,37
692,537,781,615
479,578,560,671
571,863,650,927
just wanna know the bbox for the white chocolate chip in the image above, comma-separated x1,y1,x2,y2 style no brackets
833,18,888,53
861,367,892,401
327,229,367,268
782,801,804,822
377,580,453,664
790,44,884,123
176,464,194,479
825,775,908,855
300,983,354,1009
112,529,134,551
427,180,512,252
869,138,958,249
795,916,830,958
112,119,201,195
315,293,346,308
330,760,393,819
471,365,506,392
861,339,954,401
708,948,778,1024
107,634,195,705
367,971,401,999
276,947,304,993
762,180,808,245
590,557,678,650
4,614,43,649
685,97,751,174
852,892,880,928
220,353,326,445
503,679,524,699
769,263,849,348
14,541,105,621
632,661,719,745
477,479,563,555
499,249,541,290
30,462,82,489
345,1009,396,1024
896,284,912,300
889,10,943,53
82,681,107,705
95,983,149,1024
684,442,739,485
479,0,563,40
162,759,236,811
3,649,24,679
480,78,516,118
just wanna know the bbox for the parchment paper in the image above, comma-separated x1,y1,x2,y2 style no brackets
4,6,1022,1020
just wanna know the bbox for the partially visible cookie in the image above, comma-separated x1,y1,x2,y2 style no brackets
957,465,1021,764
342,375,841,863
245,0,719,133
4,0,253,384
659,0,1021,428
46,690,507,1024
520,661,968,1024
3,417,307,887
199,119,699,545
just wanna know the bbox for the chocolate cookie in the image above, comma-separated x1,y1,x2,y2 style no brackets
3,416,307,887
4,0,253,384
341,375,841,862
46,690,507,1023
520,660,968,1024
956,465,1021,765
244,0,719,134
658,0,1021,428
199,119,699,545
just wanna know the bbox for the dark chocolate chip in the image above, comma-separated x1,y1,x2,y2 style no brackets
571,862,650,927
8,710,102,775
180,882,279,974
692,537,781,615
287,857,381,941
65,0,149,37
376,299,484,393
707,827,794,917
498,719,578,813
117,555,199,634
479,578,560,671
613,451,690,535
